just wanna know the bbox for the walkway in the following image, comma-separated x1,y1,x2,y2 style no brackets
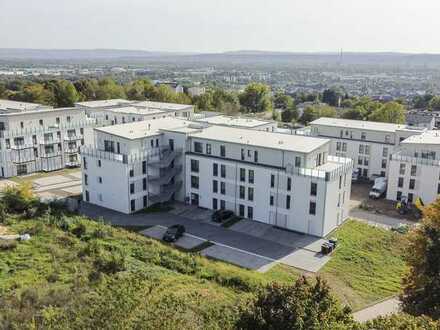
353,297,401,322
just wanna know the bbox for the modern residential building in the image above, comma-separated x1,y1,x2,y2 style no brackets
387,130,440,204
309,117,426,179
406,110,436,129
76,100,194,125
0,101,98,177
193,114,277,131
81,117,352,237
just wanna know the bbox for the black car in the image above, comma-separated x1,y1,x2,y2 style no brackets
211,210,234,223
163,224,185,242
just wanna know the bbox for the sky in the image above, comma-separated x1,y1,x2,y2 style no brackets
1,0,440,53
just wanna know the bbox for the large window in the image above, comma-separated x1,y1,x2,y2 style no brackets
142,161,146,174
240,168,246,182
191,176,199,189
295,157,301,167
270,174,275,188
213,163,218,176
399,163,406,175
206,144,212,155
212,198,218,210
286,195,291,209
213,180,218,193
247,206,253,219
220,145,226,157
248,187,254,201
239,204,245,217
248,170,254,184
239,186,245,199
409,179,415,190
220,164,226,178
254,151,258,163
194,142,203,153
104,140,115,153
191,159,199,173
411,165,417,176
309,201,316,215
310,182,317,196
287,177,292,191
398,177,404,188
220,182,226,195
269,195,274,206
130,183,135,194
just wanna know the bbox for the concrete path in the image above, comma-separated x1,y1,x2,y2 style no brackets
353,297,401,322
349,208,413,229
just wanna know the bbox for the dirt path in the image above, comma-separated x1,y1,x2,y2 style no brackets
353,297,401,322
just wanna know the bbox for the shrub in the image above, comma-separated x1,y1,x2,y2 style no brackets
94,250,127,274
2,183,37,214
71,223,87,238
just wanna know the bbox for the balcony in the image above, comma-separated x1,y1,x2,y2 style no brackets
148,165,182,185
149,181,182,204
40,137,61,145
10,143,33,150
148,148,182,168
64,134,83,141
64,146,80,154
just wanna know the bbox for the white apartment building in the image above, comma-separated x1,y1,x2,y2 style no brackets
193,114,277,131
309,117,426,179
0,100,99,177
387,130,440,204
76,100,194,125
81,118,352,237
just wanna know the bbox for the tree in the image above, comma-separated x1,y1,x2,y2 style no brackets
368,102,406,124
236,277,354,330
274,92,294,110
95,78,126,100
47,80,80,107
74,79,99,101
428,96,440,111
299,105,336,124
193,93,214,112
413,94,433,109
341,107,364,120
239,83,273,113
401,198,440,320
363,314,439,330
322,88,341,107
12,83,54,105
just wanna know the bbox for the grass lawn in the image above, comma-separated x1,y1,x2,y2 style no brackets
319,220,408,311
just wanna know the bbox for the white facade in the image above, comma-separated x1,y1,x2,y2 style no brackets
387,130,440,204
310,117,426,179
82,118,352,237
193,114,277,132
0,101,99,177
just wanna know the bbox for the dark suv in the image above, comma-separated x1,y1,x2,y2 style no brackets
211,210,234,223
163,224,185,242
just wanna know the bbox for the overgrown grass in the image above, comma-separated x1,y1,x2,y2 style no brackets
320,220,408,311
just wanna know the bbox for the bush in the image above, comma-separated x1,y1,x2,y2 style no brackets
71,223,87,238
0,240,17,251
94,251,126,274
2,183,37,214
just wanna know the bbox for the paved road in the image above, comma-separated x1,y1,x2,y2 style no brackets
80,202,297,260
353,297,400,322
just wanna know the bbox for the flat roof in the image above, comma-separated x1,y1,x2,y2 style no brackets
402,130,440,145
190,125,329,153
195,115,273,128
311,117,409,133
0,106,82,117
75,99,133,108
133,101,193,111
104,106,165,116
95,117,194,140
0,99,50,111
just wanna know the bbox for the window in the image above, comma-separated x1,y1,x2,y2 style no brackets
20,121,24,129
104,140,114,153
84,174,88,185
381,159,387,169
220,200,226,210
194,141,203,153
247,206,253,219
365,145,370,155
131,200,135,212
213,163,218,176
213,180,218,193
342,142,347,152
212,198,218,210
98,159,102,167
67,116,71,123
191,159,199,172
287,177,292,191
309,201,316,215
286,195,291,209
310,182,317,196
150,140,154,148
399,163,406,175
5,139,10,149
220,164,226,178
408,193,414,203
383,148,388,157
295,157,301,167
143,178,147,190
85,190,89,202
191,176,199,189
220,182,226,195
240,168,246,182
241,148,245,160
270,174,275,188
220,145,226,157
129,169,134,177
339,176,342,189
359,145,364,154
438,183,440,194
361,132,366,140
83,157,87,169
248,170,254,184
336,142,341,151
156,139,159,147
248,187,254,201
397,191,402,201
130,183,135,194
411,165,417,176
39,119,43,126
240,186,245,199
254,151,258,163
239,204,245,217
206,144,212,155
269,195,274,206
398,177,404,188
98,176,102,184
409,179,415,190
143,196,147,207
142,161,146,174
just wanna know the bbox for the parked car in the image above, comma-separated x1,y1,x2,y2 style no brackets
369,177,387,199
211,210,234,223
163,224,185,242
351,168,360,183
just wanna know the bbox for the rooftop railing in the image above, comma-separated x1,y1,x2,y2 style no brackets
391,151,440,167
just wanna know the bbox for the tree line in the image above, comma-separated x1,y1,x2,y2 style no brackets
0,78,409,125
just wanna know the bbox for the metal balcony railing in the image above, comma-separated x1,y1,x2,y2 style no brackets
148,165,182,185
41,137,61,145
64,134,83,141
